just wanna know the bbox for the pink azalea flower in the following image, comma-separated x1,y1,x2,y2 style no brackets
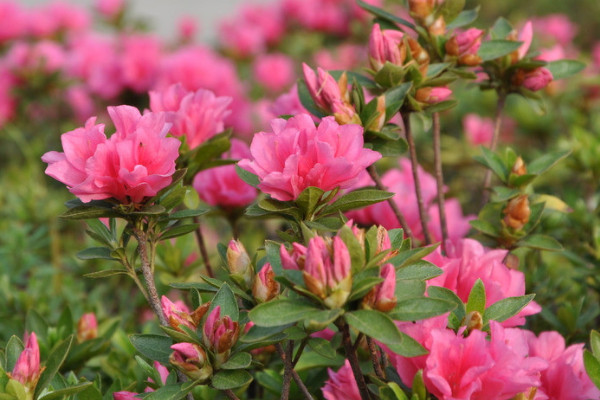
149,83,231,149
177,16,197,42
521,67,554,92
77,313,98,342
161,296,194,331
42,105,180,204
252,263,280,303
426,239,541,327
463,113,494,146
282,0,350,36
322,360,361,400
313,44,366,71
203,306,240,354
239,114,380,201
0,1,27,42
518,21,534,60
219,20,265,57
280,242,308,270
532,14,577,46
120,34,162,93
95,0,125,19
269,85,314,121
0,63,16,128
364,263,397,312
252,54,295,93
193,139,257,208
65,86,95,123
427,198,473,243
11,332,42,390
368,23,405,71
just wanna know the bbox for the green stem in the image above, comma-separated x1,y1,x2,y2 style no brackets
432,113,448,253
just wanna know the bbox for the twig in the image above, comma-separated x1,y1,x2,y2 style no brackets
193,216,214,278
403,113,433,245
276,343,315,400
432,113,448,253
281,341,293,400
367,165,416,244
292,339,308,367
133,228,167,326
481,94,507,205
338,321,371,400
367,338,386,381
224,390,241,400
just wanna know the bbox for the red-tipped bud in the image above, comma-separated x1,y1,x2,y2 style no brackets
415,87,452,104
368,24,406,72
203,306,240,365
10,332,43,392
169,342,212,382
77,313,98,342
363,264,397,312
280,242,307,270
161,296,209,332
446,28,484,66
253,263,280,303
517,67,554,92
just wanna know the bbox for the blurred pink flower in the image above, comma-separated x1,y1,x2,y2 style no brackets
177,16,197,42
253,53,295,93
42,105,180,204
269,85,314,120
149,83,231,149
95,0,124,19
120,34,162,93
77,313,98,342
426,239,541,327
0,64,16,128
463,113,494,146
427,199,473,243
322,360,361,400
66,86,95,123
6,40,65,73
313,44,366,71
113,392,137,400
193,139,257,208
0,1,27,42
533,14,577,46
282,0,350,35
537,44,566,62
239,114,380,201
363,263,397,312
219,20,265,57
517,21,533,60
44,1,90,33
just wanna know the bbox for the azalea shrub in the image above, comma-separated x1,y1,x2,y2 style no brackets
2,0,600,399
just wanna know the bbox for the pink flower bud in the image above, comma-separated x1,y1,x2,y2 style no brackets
280,243,307,270
77,313,98,342
169,342,212,382
252,263,280,303
368,24,406,72
302,63,357,123
446,28,484,66
363,264,397,312
303,236,352,309
520,67,554,91
226,239,252,276
11,332,42,391
203,307,240,358
415,87,452,104
113,392,138,400
161,296,209,332
177,16,197,42
95,0,124,19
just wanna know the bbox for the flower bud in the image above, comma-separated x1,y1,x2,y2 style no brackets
365,96,386,132
77,313,98,342
227,239,253,287
428,16,446,36
252,263,280,303
465,311,483,333
446,28,484,66
169,343,212,382
368,24,406,72
161,296,209,332
503,195,531,230
363,264,397,312
280,242,307,270
113,392,138,400
10,332,43,392
511,157,527,176
408,0,435,19
332,100,361,125
519,67,554,92
407,37,430,75
415,87,452,104
203,306,240,364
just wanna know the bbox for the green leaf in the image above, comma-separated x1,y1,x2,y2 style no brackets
396,261,443,281
591,330,600,357
169,207,211,220
476,146,508,182
483,294,535,324
546,60,586,80
249,300,321,327
374,62,406,88
34,335,74,399
356,0,416,30
426,100,458,114
388,245,438,269
308,337,337,360
143,384,193,400
5,336,24,372
427,286,466,323
492,187,521,202
297,78,326,118
438,0,465,23
584,351,600,390
86,219,114,246
369,137,408,157
294,350,345,372
478,40,522,61
345,310,426,357
60,204,120,220
517,234,563,251
527,150,571,175
38,382,93,400
211,369,253,390
186,131,231,177
220,352,252,370
469,219,499,237
159,224,200,240
384,83,413,120
77,247,119,261
83,269,129,278
26,310,47,342
389,298,456,321
466,279,486,314
209,283,239,321
321,188,394,216
129,334,173,365
235,165,260,188
426,63,451,78
303,308,344,332
490,17,513,39
296,186,325,217
447,7,480,30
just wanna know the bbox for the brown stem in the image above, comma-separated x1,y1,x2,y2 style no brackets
276,343,315,400
193,216,214,278
339,321,371,400
367,165,416,244
280,341,293,400
481,94,507,205
432,113,448,254
403,113,433,245
224,390,241,400
292,339,308,366
367,337,386,381
133,228,167,326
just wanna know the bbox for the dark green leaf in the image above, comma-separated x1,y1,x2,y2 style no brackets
169,207,211,220
591,330,600,357
427,286,466,322
390,298,456,321
38,382,93,400
129,334,173,364
356,0,416,30
5,336,24,372
296,186,325,217
369,137,408,157
320,189,393,215
220,352,252,370
396,261,443,281
77,247,119,261
211,370,253,390
546,60,586,80
426,63,451,78
303,308,344,332
527,150,571,175
297,78,326,118
387,245,438,269
490,17,513,39
345,310,426,357
159,224,199,240
478,40,522,61
447,7,479,30
235,165,260,188
60,204,120,220
385,83,413,120
476,146,508,182
469,219,499,237
517,234,563,251
584,351,600,390
143,384,193,400
438,0,465,23
308,337,337,360
209,283,239,321
484,294,535,323
34,336,74,398
426,100,458,113
249,300,321,327
492,187,521,202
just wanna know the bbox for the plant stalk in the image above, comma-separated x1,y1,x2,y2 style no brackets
276,343,315,400
367,337,386,381
403,113,433,245
339,320,371,400
224,390,241,400
193,216,214,278
481,94,507,205
432,112,448,253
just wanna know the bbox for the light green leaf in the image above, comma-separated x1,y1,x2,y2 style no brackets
211,370,253,390
478,40,522,61
220,352,252,370
546,60,586,80
34,336,74,398
466,279,486,314
390,298,456,321
129,334,173,365
483,294,535,323
249,300,321,327
517,234,563,251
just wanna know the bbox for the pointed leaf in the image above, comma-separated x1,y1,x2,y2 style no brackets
546,60,586,80
211,370,253,390
466,279,486,314
249,300,321,327
478,40,522,61
483,294,535,323
129,334,173,364
220,352,252,370
517,234,563,251
209,283,239,321
389,298,456,321
34,336,74,398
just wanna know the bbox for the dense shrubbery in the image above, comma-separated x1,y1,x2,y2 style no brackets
2,0,600,399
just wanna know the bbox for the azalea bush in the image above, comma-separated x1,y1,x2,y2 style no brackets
2,0,600,399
